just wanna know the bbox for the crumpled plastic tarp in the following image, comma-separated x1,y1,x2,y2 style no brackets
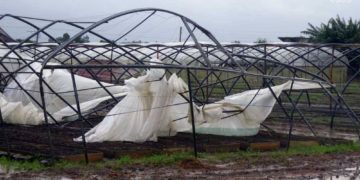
193,80,328,136
1,62,127,125
0,58,328,140
77,65,328,142
0,93,43,125
75,59,189,142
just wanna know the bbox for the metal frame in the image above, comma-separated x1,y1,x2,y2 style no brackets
0,9,359,162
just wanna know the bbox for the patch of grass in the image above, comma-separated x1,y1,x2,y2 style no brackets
115,155,133,166
53,160,83,170
88,152,194,170
138,152,193,166
0,157,84,172
200,142,360,163
287,142,360,155
1,142,360,172
0,157,45,171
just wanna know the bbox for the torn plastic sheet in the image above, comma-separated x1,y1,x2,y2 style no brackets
193,80,329,136
0,59,329,139
75,60,189,142
4,62,127,113
1,62,127,125
78,72,329,142
0,93,43,125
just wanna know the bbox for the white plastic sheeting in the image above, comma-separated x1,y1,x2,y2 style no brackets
0,92,43,125
0,44,34,73
76,60,189,142
52,92,127,121
78,73,328,142
194,80,328,136
4,62,127,113
2,62,127,125
0,46,330,139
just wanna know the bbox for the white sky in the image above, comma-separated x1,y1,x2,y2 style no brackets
0,0,359,43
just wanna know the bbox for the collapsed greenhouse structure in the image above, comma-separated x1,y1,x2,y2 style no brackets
0,8,360,162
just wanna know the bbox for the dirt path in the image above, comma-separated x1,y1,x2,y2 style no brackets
3,152,360,179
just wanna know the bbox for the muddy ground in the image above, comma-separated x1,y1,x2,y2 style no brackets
0,118,355,159
1,152,359,179
1,112,359,179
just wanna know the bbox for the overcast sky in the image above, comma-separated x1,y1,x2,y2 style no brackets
0,0,359,43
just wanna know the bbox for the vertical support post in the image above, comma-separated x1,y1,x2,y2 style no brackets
330,47,334,84
157,45,159,59
206,46,209,103
186,68,198,157
110,42,115,83
264,78,294,149
0,105,11,157
179,26,182,42
38,72,55,161
34,33,39,60
70,69,89,164
330,90,338,130
329,47,335,125
263,45,267,87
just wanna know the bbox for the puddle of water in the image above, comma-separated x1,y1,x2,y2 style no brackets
214,162,236,168
60,177,73,180
312,166,360,180
345,167,359,171
324,175,359,180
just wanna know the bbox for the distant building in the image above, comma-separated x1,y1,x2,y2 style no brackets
0,27,14,42
278,36,309,43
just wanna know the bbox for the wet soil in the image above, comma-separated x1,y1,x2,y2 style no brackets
3,152,360,179
1,115,359,179
1,117,346,159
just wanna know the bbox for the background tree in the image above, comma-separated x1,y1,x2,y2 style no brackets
48,33,90,43
302,16,360,71
301,15,360,43
49,33,70,43
74,35,90,43
15,39,34,43
254,38,267,43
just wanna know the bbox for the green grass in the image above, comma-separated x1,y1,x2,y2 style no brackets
105,152,194,168
52,160,83,170
200,142,360,163
0,157,45,172
1,142,360,172
0,157,84,172
132,152,192,166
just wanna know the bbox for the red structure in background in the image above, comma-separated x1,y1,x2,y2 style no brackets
75,60,137,83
